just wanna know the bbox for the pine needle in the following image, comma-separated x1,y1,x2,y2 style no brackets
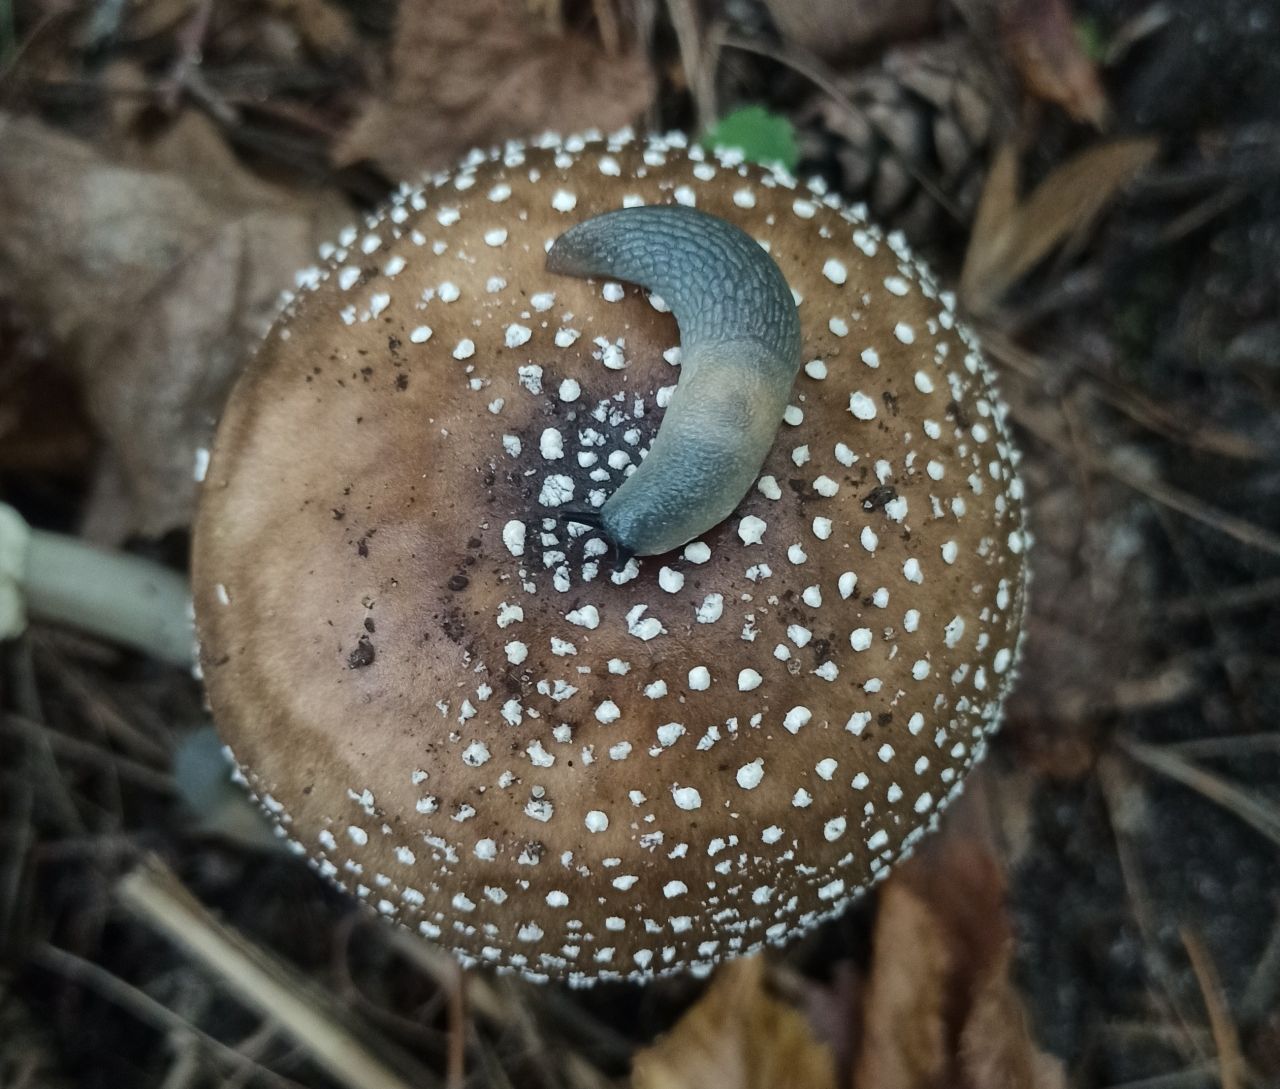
117,856,427,1089
1180,930,1245,1089
1121,740,1280,847
962,139,1159,314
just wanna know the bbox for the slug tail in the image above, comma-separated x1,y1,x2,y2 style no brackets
546,206,800,374
556,506,635,571
556,506,603,529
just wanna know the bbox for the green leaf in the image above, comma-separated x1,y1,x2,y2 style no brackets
1074,15,1108,63
701,106,799,172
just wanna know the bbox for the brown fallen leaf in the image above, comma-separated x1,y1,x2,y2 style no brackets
119,0,199,42
0,111,349,541
960,137,1159,315
958,961,1068,1089
853,839,1066,1089
631,956,838,1089
337,0,656,181
264,0,359,59
801,960,864,1077
762,0,942,61
854,879,951,1089
999,0,1108,127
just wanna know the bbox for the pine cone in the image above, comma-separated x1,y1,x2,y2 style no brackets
799,37,1008,245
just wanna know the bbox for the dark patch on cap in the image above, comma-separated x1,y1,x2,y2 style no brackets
861,485,898,512
441,608,465,643
347,636,376,669
946,399,971,430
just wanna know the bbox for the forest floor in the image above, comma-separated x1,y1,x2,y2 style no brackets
1,1,1278,1087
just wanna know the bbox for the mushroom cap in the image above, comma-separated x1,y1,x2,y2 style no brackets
193,131,1028,985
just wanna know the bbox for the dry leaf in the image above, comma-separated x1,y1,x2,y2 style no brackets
0,111,348,540
853,840,1066,1089
960,138,1158,314
632,957,837,1089
120,0,200,42
338,0,656,180
854,882,951,1089
762,0,942,61
999,0,1108,126
264,0,359,58
801,961,864,1076
959,962,1068,1089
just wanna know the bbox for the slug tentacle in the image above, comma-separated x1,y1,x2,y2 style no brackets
547,206,802,558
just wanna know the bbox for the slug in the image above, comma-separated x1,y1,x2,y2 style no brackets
546,205,802,560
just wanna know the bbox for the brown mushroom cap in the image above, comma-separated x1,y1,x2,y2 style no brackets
193,131,1028,984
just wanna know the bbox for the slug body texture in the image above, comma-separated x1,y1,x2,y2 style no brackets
547,206,802,558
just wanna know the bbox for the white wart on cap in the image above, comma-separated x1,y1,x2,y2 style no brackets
193,131,1029,985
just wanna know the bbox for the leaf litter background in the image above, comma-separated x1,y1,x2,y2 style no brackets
1,1,1279,1087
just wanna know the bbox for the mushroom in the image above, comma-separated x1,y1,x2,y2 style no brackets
0,501,192,664
193,130,1028,984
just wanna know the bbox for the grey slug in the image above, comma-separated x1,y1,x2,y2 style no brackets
546,205,802,560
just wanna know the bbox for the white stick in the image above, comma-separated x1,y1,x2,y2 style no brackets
118,859,420,1089
0,502,193,665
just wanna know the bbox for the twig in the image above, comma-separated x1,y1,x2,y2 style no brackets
711,29,963,220
563,1051,618,1089
329,914,447,1046
36,646,172,763
469,1039,520,1089
513,977,637,1070
589,0,621,56
983,327,1265,462
160,0,215,113
0,7,62,90
1011,400,1280,558
2,713,174,794
666,0,714,133
1058,386,1100,554
1180,929,1245,1089
1241,900,1280,1025
157,1030,203,1089
1101,1063,1221,1089
483,975,564,1087
1,708,84,835
1162,576,1280,621
1102,1018,1215,1052
529,0,563,33
1108,657,1199,713
1151,507,1260,734
1165,734,1280,758
1157,184,1249,245
0,769,34,947
379,925,508,1024
446,958,466,1089
1120,739,1280,847
31,943,308,1089
1096,756,1207,1062
116,857,428,1089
